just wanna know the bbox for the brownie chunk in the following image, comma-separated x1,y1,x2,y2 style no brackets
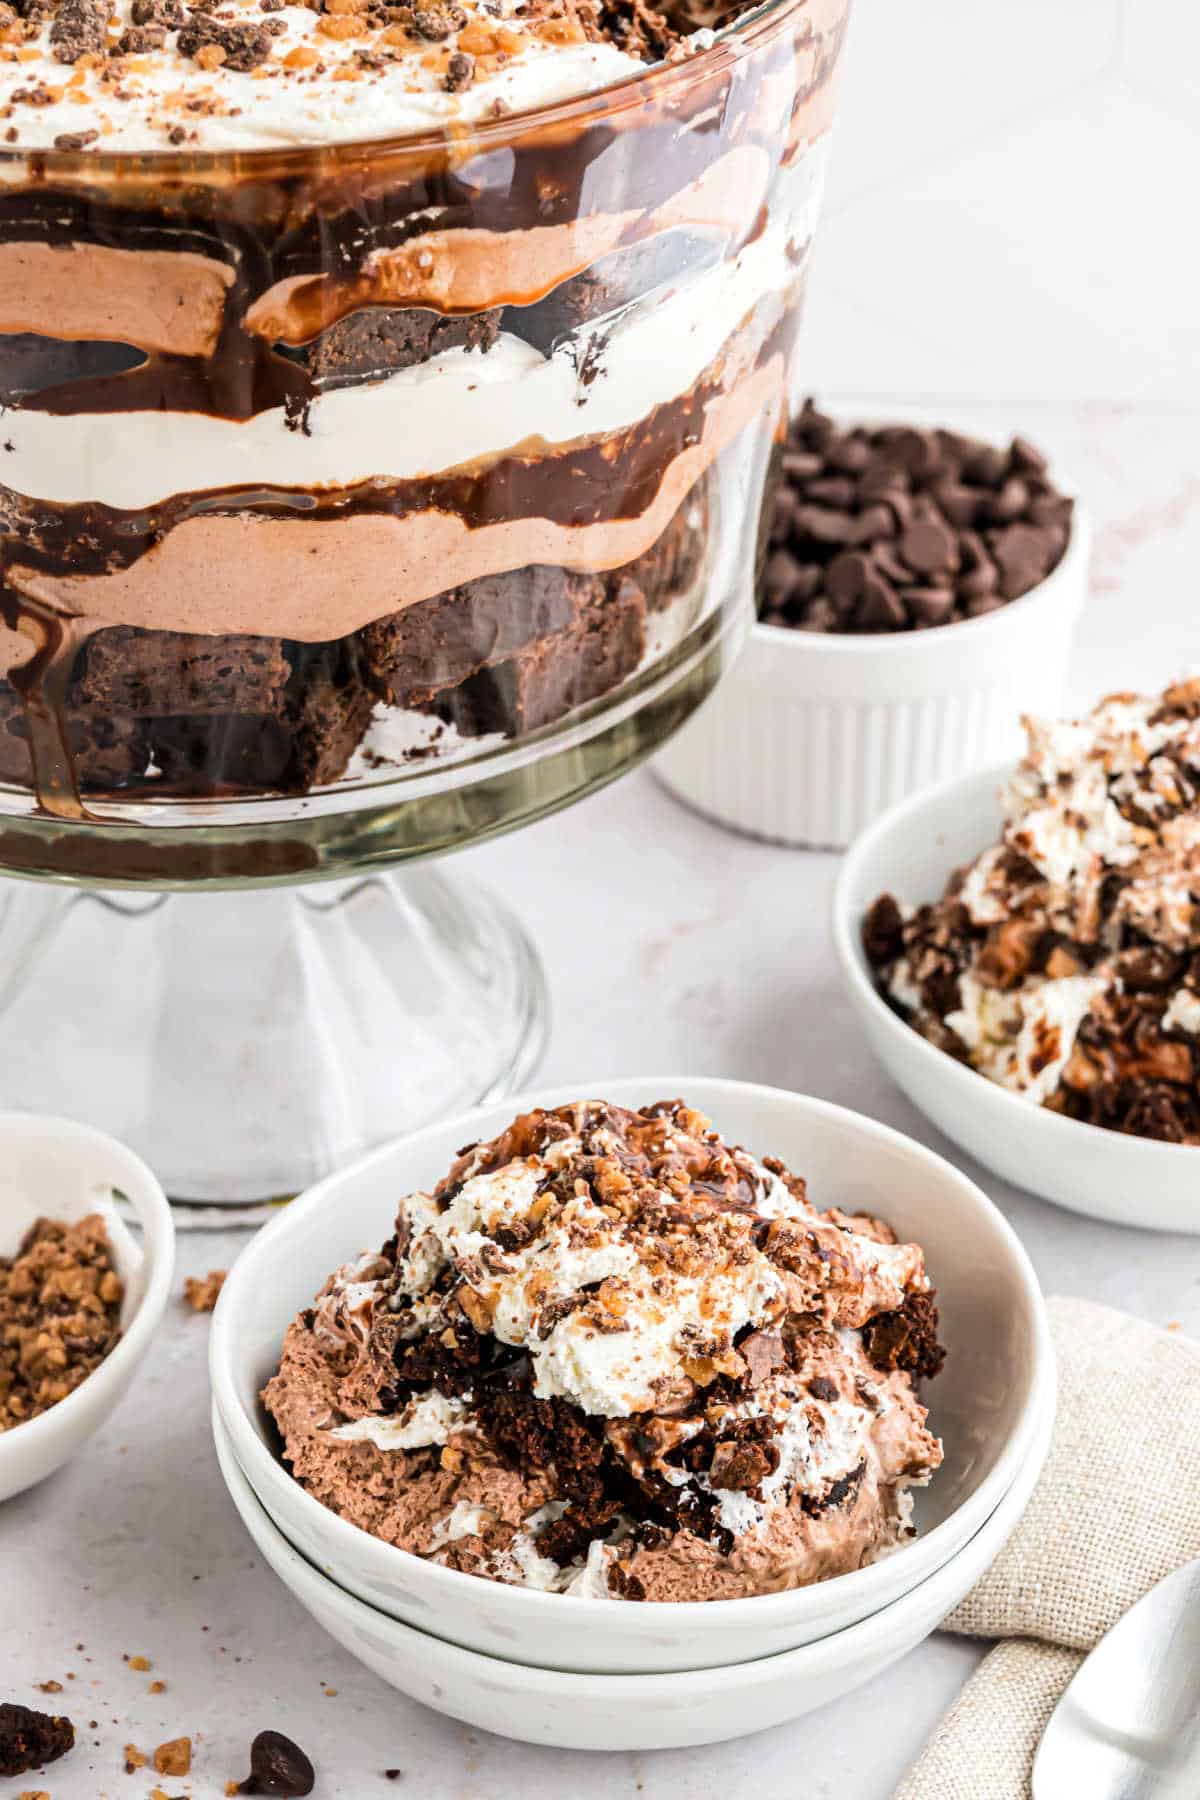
0,1701,75,1776
287,664,377,788
427,576,647,737
303,306,502,384
362,566,594,702
0,681,149,791
623,488,708,611
149,713,294,792
862,1292,946,1383
147,643,375,794
78,626,290,717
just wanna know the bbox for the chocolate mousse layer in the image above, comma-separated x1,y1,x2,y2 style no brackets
264,1099,944,1600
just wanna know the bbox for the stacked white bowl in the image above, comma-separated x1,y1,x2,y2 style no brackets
211,1077,1055,1751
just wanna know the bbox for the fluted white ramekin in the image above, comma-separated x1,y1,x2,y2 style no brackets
655,495,1090,851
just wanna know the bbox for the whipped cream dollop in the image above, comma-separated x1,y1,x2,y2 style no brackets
375,1120,922,1418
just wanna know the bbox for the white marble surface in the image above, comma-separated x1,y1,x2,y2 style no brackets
8,0,1200,1794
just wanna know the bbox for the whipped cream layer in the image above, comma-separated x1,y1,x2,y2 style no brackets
263,1099,944,1602
868,681,1200,1141
4,215,802,508
0,0,651,152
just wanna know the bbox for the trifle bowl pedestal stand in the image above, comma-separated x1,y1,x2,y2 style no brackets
0,0,851,1203
0,867,547,1206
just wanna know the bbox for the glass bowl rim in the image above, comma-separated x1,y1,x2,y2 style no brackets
0,0,821,178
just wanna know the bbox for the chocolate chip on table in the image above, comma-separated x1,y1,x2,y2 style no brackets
763,398,1073,634
239,1729,315,1796
0,1702,75,1777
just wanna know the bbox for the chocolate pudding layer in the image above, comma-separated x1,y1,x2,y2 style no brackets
264,1099,944,1601
0,0,848,812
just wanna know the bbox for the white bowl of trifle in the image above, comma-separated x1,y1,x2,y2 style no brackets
210,1077,1052,1690
836,677,1200,1231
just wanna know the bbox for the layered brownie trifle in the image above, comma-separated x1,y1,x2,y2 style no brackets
265,1099,944,1600
864,680,1200,1144
0,0,847,810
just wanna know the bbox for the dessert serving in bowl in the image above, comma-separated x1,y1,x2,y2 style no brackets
0,0,852,1200
210,1076,1052,1673
834,679,1200,1230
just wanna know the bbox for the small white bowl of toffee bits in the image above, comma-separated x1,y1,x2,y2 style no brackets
655,399,1090,849
0,1114,173,1502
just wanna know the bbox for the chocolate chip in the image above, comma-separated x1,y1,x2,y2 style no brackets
961,442,1008,487
986,475,1030,524
443,48,473,88
870,542,914,587
239,1730,315,1797
1010,434,1047,476
991,522,1056,599
762,547,805,605
856,571,906,631
904,587,956,626
933,483,980,529
795,504,854,546
53,127,99,148
798,598,838,632
804,475,856,509
807,1375,838,1402
958,554,998,599
781,448,823,481
848,502,896,546
899,508,958,577
825,550,871,609
824,432,871,474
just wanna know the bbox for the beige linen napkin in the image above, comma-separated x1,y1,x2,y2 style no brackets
893,1296,1200,1800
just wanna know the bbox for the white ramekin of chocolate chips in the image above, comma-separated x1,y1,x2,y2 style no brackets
655,399,1090,848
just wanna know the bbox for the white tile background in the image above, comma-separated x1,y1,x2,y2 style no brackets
13,6,1200,1799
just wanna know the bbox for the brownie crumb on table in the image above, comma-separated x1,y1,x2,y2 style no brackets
183,1270,227,1313
0,1214,123,1431
762,398,1074,634
0,1703,75,1778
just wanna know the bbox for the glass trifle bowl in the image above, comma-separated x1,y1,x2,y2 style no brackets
0,0,849,1197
